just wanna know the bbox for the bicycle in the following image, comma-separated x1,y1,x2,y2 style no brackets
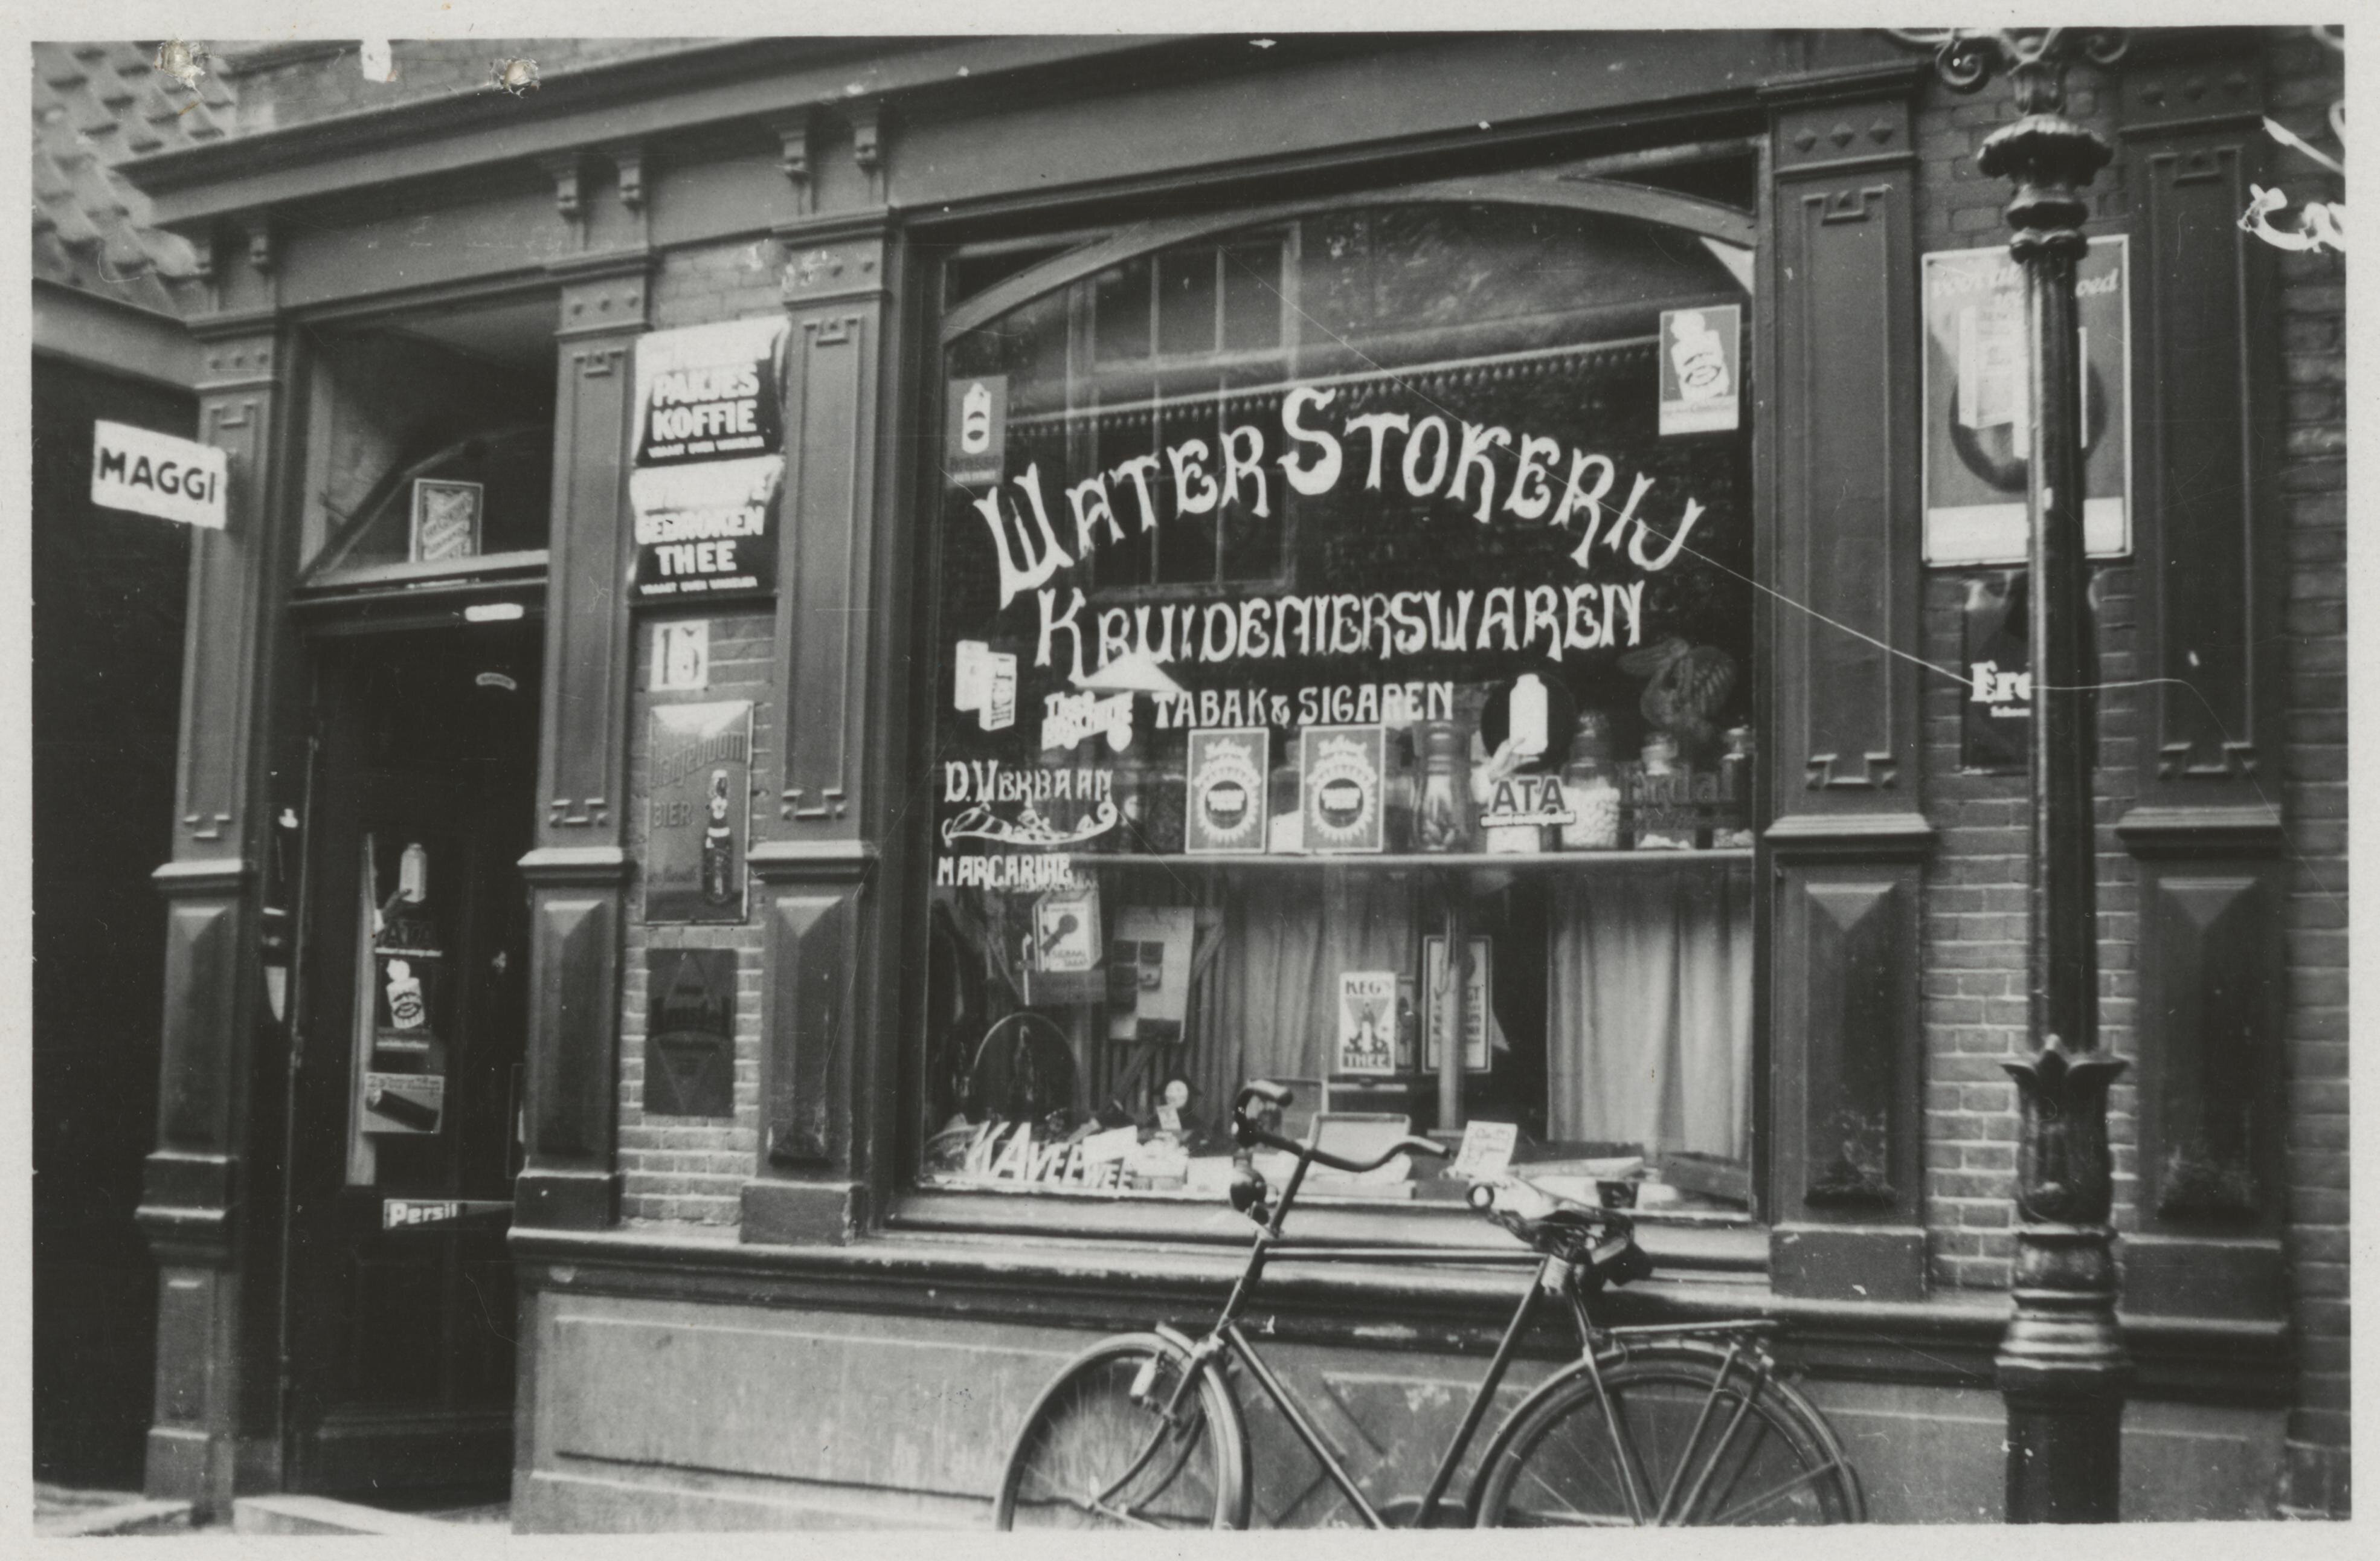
993,1080,1865,1528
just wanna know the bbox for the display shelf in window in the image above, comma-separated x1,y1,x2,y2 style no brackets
1063,848,1755,871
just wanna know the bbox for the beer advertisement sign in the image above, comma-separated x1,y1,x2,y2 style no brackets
629,316,788,605
645,701,752,924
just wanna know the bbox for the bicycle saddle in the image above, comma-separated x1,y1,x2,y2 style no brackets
1469,1179,1657,1290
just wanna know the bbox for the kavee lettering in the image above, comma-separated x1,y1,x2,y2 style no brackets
970,387,1707,611
1047,582,1646,677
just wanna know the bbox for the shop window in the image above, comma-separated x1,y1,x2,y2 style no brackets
300,294,558,579
927,198,1756,1218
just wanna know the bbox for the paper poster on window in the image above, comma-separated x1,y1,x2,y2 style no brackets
1423,935,1497,1073
945,373,1009,488
645,701,751,924
1337,971,1400,1076
1107,906,1195,1044
630,316,787,603
1923,237,2131,565
1032,884,1102,973
1658,304,1740,436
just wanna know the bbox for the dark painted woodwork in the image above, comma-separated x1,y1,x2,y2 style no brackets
516,854,628,1231
137,323,303,1515
1771,1225,1928,1304
1765,830,1929,1301
774,219,889,835
516,260,648,1234
1758,72,1932,1302
1761,85,1922,819
739,211,898,1232
747,844,873,1182
2119,51,2279,806
2109,45,2288,1319
2113,42,2294,1323
2117,807,2287,1316
535,263,647,846
1799,878,1918,1209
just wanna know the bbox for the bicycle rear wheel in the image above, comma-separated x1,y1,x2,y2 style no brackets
994,1333,1249,1530
1475,1343,1863,1526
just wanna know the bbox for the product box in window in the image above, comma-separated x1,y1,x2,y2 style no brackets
1299,724,1386,854
1185,727,1269,854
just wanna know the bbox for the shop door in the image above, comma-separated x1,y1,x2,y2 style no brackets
283,622,538,1496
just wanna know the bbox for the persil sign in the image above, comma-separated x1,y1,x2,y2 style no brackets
91,420,227,529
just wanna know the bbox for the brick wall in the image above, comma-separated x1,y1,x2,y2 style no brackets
620,611,776,1226
616,243,790,1228
2261,24,2349,1524
1911,62,2135,1293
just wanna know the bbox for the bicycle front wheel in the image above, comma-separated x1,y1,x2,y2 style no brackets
994,1333,1249,1530
1476,1344,1863,1527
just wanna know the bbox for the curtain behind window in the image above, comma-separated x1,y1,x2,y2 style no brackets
1546,866,1753,1159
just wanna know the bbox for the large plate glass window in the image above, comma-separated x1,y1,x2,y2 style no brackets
925,196,1757,1216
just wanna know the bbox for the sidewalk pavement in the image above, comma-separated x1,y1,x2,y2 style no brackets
34,1484,512,1537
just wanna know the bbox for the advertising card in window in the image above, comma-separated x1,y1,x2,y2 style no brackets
1301,725,1386,854
1337,971,1400,1076
1186,727,1270,853
1658,304,1741,436
410,478,483,563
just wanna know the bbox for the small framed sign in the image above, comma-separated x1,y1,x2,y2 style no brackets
1337,971,1400,1077
410,478,483,563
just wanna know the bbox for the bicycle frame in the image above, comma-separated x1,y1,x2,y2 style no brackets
1161,1139,1642,1530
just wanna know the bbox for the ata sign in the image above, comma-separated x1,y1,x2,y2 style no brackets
91,420,226,529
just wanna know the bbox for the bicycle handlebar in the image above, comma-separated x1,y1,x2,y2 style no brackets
1231,1081,1452,1175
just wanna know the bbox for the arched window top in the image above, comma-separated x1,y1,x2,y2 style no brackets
942,174,1755,343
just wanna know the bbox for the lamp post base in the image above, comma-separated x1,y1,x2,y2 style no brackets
1998,1220,2132,1522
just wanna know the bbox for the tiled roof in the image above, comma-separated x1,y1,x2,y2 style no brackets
32,41,233,318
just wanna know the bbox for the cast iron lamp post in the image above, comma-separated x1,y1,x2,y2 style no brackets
1887,27,2133,1523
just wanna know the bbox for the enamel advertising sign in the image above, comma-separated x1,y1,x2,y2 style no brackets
629,317,787,603
644,700,753,924
91,420,227,529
